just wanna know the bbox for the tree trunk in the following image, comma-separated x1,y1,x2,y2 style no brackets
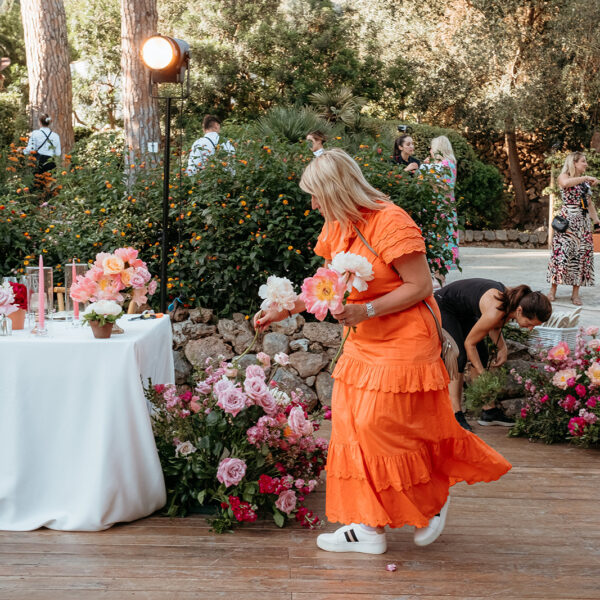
504,117,528,224
20,0,74,156
120,0,160,175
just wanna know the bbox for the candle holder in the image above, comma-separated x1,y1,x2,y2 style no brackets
64,262,88,323
25,267,53,335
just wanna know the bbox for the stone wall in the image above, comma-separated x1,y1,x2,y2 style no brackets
171,307,336,406
459,227,549,249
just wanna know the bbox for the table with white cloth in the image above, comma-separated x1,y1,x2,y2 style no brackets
0,314,174,531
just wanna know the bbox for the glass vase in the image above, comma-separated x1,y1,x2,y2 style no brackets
25,267,53,335
63,262,89,322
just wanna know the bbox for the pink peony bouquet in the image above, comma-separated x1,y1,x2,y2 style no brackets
300,252,374,370
70,247,157,307
0,281,19,316
147,354,328,532
510,327,600,446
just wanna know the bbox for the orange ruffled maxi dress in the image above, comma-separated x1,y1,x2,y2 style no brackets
314,203,511,528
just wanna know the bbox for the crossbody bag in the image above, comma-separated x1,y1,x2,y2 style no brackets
352,224,459,379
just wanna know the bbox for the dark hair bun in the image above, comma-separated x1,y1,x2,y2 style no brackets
40,114,51,126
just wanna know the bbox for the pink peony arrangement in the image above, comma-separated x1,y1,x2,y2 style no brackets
147,354,328,532
511,328,600,446
0,281,18,316
70,247,157,307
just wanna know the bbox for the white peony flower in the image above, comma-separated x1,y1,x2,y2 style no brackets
258,275,297,312
84,299,122,316
330,252,374,293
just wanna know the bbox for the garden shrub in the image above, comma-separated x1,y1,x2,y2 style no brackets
1,128,460,317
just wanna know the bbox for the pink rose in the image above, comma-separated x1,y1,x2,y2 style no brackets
585,326,599,337
195,381,212,395
189,400,201,413
102,254,125,275
256,392,278,416
520,408,528,418
575,384,587,398
0,283,17,316
288,406,313,436
114,247,139,264
217,457,247,488
275,489,297,514
244,376,269,402
256,352,271,367
216,387,247,417
119,267,136,287
147,280,157,295
587,339,600,350
137,267,151,283
129,273,146,288
245,365,266,380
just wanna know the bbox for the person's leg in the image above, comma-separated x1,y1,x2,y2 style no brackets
547,283,557,302
448,374,463,413
571,285,582,305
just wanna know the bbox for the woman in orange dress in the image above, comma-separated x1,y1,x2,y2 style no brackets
257,148,511,554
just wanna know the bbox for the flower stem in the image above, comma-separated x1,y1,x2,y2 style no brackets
237,326,260,362
330,326,352,372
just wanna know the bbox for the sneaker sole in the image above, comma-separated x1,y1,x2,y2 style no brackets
316,537,387,554
477,420,514,427
414,498,450,547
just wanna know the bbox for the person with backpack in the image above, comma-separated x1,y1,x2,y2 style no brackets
186,114,234,175
23,113,61,174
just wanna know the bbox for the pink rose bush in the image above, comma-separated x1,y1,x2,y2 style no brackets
69,247,156,307
511,328,600,446
147,356,328,532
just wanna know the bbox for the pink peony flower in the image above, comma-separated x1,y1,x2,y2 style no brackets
300,267,345,321
275,489,297,514
288,406,314,436
586,361,600,386
70,275,98,303
94,252,112,269
585,326,599,337
548,341,570,361
86,266,104,282
0,282,17,316
131,287,148,306
256,352,271,367
587,339,600,350
136,266,152,284
147,279,157,295
552,368,579,390
129,273,146,288
114,247,139,264
217,457,247,488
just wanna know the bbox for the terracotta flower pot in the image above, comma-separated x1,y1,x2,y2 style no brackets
8,308,26,330
89,320,113,339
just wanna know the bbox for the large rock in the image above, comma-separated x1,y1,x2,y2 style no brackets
182,322,217,339
518,233,530,244
271,367,317,408
217,319,258,355
173,350,192,384
465,230,474,243
171,306,189,323
171,322,187,350
290,338,310,352
302,322,343,348
495,230,507,241
235,354,259,372
537,230,548,245
316,371,335,403
507,230,519,241
288,351,327,378
272,314,304,336
500,397,527,417
484,230,496,241
184,336,234,367
473,231,483,242
262,332,289,356
505,339,534,361
189,307,214,324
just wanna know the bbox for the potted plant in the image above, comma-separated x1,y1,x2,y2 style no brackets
82,300,124,339
7,281,27,330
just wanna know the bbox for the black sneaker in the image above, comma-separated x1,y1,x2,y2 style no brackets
478,407,515,427
454,411,473,432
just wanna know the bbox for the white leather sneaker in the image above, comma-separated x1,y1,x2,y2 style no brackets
414,498,450,546
316,524,387,554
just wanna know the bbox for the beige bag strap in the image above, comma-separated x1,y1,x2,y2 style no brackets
351,224,445,347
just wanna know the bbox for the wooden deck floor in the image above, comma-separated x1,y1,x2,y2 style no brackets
1,427,599,599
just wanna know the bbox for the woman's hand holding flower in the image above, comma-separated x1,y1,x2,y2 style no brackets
331,303,369,328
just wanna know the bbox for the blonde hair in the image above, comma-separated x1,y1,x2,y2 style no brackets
561,152,586,177
430,136,456,164
299,148,388,228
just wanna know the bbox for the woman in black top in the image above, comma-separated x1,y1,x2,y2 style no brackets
434,279,552,431
392,134,421,174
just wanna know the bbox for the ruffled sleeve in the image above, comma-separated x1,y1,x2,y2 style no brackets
372,205,426,264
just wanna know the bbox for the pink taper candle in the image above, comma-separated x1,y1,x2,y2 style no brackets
72,260,79,320
38,254,45,329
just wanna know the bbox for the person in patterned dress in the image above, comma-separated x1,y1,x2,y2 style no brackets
547,152,600,305
256,149,511,554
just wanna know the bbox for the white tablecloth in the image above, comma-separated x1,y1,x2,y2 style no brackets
0,315,174,531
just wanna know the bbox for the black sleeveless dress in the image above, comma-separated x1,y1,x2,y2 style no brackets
434,279,505,373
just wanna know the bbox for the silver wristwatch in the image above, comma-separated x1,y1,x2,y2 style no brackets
365,302,376,318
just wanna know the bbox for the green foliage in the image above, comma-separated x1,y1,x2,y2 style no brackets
256,106,330,143
0,89,23,147
464,369,507,413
